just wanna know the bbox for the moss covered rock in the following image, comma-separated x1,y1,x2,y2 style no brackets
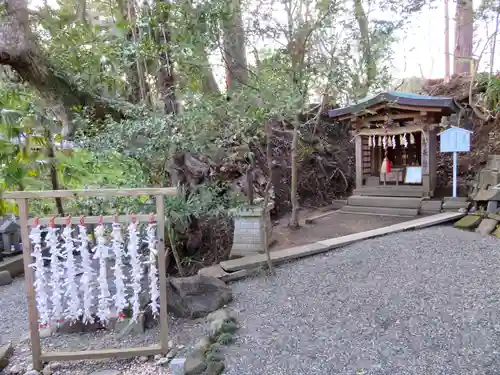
454,215,482,230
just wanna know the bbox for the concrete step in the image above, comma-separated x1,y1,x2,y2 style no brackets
420,199,443,213
337,205,419,217
347,195,422,209
353,188,425,197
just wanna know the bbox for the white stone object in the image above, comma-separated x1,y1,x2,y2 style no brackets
230,202,273,257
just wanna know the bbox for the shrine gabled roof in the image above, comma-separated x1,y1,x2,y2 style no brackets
327,91,460,119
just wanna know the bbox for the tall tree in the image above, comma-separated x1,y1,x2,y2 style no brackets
454,0,474,74
222,0,248,92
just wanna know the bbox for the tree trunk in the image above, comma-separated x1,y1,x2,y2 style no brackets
354,0,375,98
453,0,474,75
222,0,248,92
289,118,300,229
444,0,450,81
0,0,126,139
156,2,177,114
44,130,64,216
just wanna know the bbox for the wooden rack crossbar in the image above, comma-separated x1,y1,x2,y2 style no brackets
13,188,174,371
28,214,159,226
2,187,177,199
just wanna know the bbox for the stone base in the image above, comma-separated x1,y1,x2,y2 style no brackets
230,203,273,258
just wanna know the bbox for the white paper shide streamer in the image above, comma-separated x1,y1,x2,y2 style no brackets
146,219,159,316
93,222,112,323
112,219,127,317
29,220,50,326
78,221,94,324
63,221,80,322
127,219,143,321
47,220,64,325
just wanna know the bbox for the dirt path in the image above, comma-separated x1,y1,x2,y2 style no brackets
271,209,413,250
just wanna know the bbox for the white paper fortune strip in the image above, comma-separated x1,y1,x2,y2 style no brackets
368,136,372,147
62,221,80,322
29,220,50,326
382,135,387,150
402,133,408,148
127,218,143,322
47,220,64,325
93,221,111,323
78,220,94,324
146,219,159,316
410,133,415,144
392,135,396,149
111,219,127,317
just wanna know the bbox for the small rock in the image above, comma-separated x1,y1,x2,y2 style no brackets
115,315,145,338
156,357,171,367
206,309,231,323
167,347,178,359
177,345,185,350
154,354,163,360
183,353,206,375
7,363,25,374
205,361,225,375
0,270,13,286
193,337,211,354
87,370,121,375
169,358,186,375
0,342,14,370
23,371,39,375
168,340,174,349
209,319,225,336
41,366,52,375
138,356,148,363
476,218,498,236
167,275,232,318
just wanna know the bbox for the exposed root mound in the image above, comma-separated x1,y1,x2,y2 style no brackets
424,74,500,196
167,114,355,217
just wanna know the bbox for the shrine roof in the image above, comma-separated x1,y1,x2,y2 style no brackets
327,91,460,119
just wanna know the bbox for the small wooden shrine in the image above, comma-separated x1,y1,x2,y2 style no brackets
328,92,460,198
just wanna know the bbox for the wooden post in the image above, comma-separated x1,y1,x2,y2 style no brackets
421,130,430,197
355,135,363,189
155,195,169,353
17,198,42,372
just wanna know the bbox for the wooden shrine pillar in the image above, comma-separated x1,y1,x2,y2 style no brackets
421,128,431,197
355,135,363,189
428,127,438,194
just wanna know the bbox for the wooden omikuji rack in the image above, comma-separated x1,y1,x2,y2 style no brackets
2,187,177,371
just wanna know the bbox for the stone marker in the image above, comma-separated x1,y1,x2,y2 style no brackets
0,342,13,370
475,218,498,236
0,270,13,286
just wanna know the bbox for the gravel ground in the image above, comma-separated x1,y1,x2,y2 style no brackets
3,225,500,374
223,225,500,375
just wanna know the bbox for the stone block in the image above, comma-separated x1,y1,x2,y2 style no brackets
475,218,498,236
0,270,13,286
454,215,482,230
0,342,13,370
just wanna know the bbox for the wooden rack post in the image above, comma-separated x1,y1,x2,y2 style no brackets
2,188,177,372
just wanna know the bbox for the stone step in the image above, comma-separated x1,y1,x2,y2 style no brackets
353,188,425,197
337,205,419,217
347,195,422,209
420,199,443,213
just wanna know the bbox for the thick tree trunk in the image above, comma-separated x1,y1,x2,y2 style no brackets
453,0,474,75
222,0,248,92
354,0,375,98
0,0,126,139
289,119,300,229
